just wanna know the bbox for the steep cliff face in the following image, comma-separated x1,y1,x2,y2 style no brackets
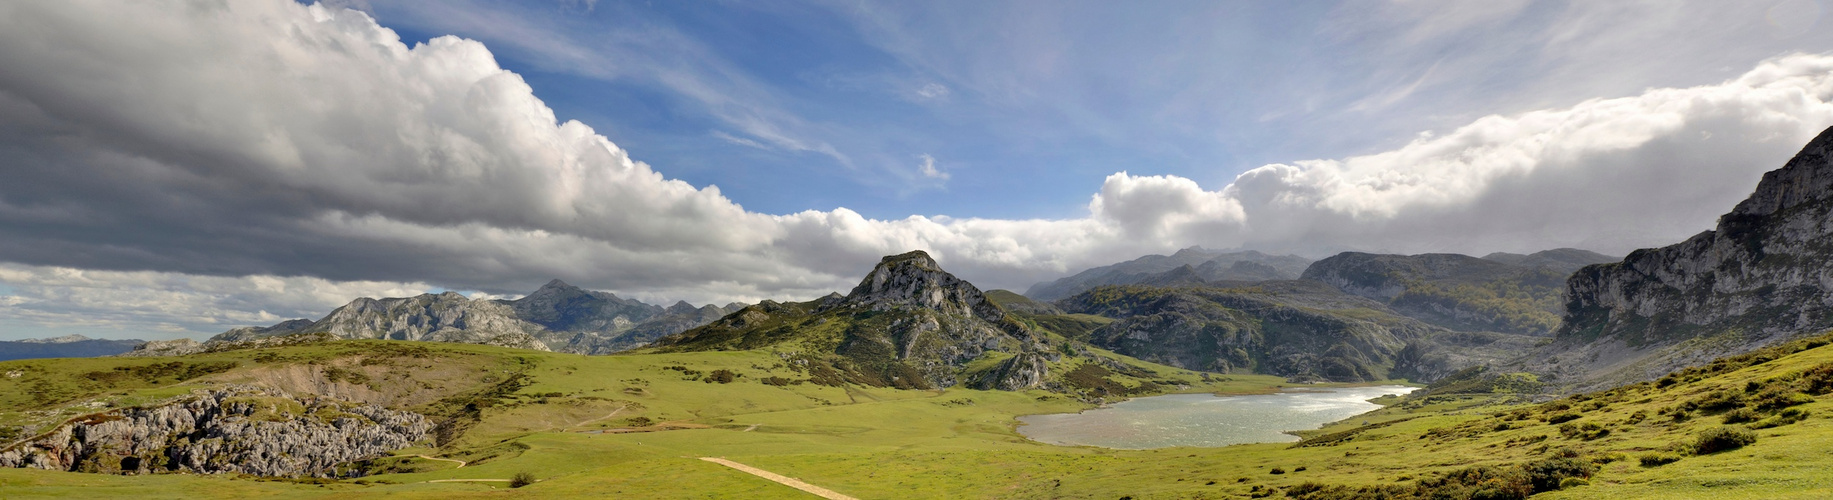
1534,126,1833,390
0,386,428,477
1301,252,1582,336
659,251,1052,390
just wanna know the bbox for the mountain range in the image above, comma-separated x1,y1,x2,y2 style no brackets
131,280,742,356
0,335,144,361
91,125,1833,398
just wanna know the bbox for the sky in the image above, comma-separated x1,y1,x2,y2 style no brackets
2,0,1833,340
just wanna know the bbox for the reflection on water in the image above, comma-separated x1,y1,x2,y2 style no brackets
1017,385,1415,449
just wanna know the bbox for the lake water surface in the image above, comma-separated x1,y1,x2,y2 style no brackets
1017,385,1416,449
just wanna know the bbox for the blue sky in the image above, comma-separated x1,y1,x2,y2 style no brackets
352,0,1833,221
3,0,1833,339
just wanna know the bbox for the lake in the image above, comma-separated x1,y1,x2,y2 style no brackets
1016,385,1416,449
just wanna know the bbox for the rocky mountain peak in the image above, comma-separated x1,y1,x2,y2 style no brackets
1728,126,1833,218
666,300,698,315
844,250,1004,323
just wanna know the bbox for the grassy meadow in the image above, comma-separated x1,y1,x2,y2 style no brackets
3,334,1833,499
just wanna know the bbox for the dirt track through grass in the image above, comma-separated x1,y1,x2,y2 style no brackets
698,457,858,500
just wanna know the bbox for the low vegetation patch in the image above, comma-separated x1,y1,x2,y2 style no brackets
1693,426,1757,454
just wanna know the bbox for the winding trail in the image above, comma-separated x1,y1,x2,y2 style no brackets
411,454,466,468
698,457,858,500
426,479,509,483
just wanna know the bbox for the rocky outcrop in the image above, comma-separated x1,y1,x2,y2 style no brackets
0,386,428,477
1530,126,1833,391
1025,248,1313,301
970,351,1051,390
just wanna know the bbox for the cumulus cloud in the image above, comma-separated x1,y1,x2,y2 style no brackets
0,263,433,340
1,1,1832,338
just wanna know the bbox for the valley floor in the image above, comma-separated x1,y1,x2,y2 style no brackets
4,339,1833,499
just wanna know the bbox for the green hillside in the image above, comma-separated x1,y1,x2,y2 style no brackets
5,331,1833,498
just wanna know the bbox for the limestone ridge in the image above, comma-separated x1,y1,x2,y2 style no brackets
260,292,550,351
1538,126,1833,389
0,386,429,477
197,281,739,354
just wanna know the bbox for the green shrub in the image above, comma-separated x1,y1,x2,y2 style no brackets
1694,426,1757,454
1721,407,1760,424
510,471,536,488
1544,412,1581,424
1638,452,1682,467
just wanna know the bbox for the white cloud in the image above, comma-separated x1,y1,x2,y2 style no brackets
1,1,1832,339
917,154,949,180
0,263,432,340
916,83,950,99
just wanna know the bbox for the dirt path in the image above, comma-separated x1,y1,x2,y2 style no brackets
698,457,858,500
425,479,509,483
411,454,466,468
742,424,760,432
569,406,625,430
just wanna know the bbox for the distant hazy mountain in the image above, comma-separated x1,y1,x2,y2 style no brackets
1024,248,1312,301
1301,250,1615,336
1049,280,1535,383
0,335,144,361
1480,248,1618,274
1528,126,1833,391
197,280,740,354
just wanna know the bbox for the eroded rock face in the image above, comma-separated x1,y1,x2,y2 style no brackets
0,386,429,477
1534,126,1833,390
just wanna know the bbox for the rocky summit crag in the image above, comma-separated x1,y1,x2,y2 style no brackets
658,251,1057,390
196,281,737,355
1529,126,1833,391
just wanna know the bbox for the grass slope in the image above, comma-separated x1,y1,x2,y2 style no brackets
4,333,1833,498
